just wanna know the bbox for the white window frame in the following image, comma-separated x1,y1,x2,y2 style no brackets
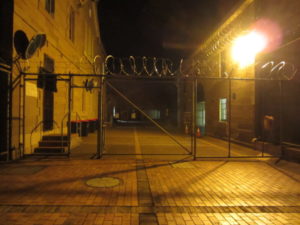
219,98,227,122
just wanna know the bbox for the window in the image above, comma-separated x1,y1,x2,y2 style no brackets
37,55,57,92
219,98,227,121
44,54,54,72
197,101,205,127
69,8,75,41
84,21,94,59
45,0,55,15
145,110,160,120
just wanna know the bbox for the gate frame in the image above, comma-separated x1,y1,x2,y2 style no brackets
20,72,106,158
103,78,192,158
20,72,193,159
19,71,284,160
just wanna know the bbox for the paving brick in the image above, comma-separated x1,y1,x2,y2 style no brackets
0,143,299,225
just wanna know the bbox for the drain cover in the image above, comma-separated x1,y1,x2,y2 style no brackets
86,177,121,188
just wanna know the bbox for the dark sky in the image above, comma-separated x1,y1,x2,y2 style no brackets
99,0,241,59
98,0,241,112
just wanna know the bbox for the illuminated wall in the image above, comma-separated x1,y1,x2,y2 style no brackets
11,0,106,158
190,0,300,146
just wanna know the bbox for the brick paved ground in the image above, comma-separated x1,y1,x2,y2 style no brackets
0,158,299,225
0,127,299,224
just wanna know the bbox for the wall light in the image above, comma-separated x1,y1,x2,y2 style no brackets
231,31,267,68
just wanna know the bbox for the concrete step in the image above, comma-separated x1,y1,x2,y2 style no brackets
42,135,68,141
39,140,69,147
34,147,65,154
31,152,69,157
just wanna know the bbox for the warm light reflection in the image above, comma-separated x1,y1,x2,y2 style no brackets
231,31,267,68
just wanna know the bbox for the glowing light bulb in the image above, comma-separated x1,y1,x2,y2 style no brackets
231,31,267,68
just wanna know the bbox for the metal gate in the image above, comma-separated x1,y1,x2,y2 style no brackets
17,55,296,160
20,71,104,158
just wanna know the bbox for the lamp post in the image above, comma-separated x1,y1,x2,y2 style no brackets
228,30,267,157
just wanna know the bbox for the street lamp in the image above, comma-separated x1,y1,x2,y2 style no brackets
225,30,268,157
231,31,267,68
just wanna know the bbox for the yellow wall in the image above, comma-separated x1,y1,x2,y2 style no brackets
12,0,106,157
183,0,256,143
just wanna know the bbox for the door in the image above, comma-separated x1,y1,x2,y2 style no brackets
43,89,54,131
42,54,55,131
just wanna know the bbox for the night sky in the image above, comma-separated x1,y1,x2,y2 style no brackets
99,0,241,59
98,0,241,111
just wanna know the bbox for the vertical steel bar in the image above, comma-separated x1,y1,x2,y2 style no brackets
67,75,72,157
262,80,265,157
101,78,105,157
228,77,232,158
193,77,198,160
22,74,26,158
176,77,181,129
190,79,194,156
279,80,283,157
18,74,22,158
96,86,101,158
8,70,12,161
97,77,104,159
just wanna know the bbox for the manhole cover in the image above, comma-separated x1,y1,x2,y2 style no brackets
171,162,195,168
86,177,121,188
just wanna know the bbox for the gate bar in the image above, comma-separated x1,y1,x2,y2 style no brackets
228,76,232,157
67,75,72,156
192,77,197,160
22,72,107,77
22,74,26,158
96,77,105,159
106,81,191,154
96,88,101,158
24,78,70,81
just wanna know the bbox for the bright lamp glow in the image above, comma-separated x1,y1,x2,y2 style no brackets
231,31,267,68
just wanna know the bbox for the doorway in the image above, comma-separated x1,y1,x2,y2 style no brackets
42,54,55,131
43,89,54,131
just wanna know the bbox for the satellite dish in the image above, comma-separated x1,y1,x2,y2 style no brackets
14,30,29,59
25,34,47,59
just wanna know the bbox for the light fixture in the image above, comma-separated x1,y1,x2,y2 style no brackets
231,31,267,68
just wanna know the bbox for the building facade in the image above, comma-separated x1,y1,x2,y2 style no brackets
0,0,106,160
183,0,300,151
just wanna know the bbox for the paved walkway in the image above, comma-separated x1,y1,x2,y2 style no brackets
0,127,299,224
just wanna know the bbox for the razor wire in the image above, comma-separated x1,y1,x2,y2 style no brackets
94,55,297,81
257,60,297,80
104,55,178,77
186,58,297,81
